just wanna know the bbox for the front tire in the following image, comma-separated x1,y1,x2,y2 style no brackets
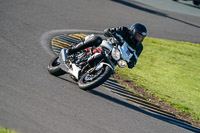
78,66,113,90
47,56,66,76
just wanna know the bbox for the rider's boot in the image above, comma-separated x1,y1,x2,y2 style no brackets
67,35,102,55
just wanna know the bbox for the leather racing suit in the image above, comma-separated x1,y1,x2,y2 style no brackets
104,26,143,68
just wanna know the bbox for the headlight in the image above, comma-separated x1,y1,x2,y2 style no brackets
111,47,121,61
118,60,127,68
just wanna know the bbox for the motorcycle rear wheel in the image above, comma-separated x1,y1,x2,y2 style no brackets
78,65,112,90
47,56,66,76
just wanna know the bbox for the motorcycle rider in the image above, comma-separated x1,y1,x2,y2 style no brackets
64,23,147,69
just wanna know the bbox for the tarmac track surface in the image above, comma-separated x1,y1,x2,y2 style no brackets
0,0,200,133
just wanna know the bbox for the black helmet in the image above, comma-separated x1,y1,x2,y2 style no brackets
129,23,147,47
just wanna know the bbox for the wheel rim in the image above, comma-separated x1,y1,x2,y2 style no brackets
83,68,104,83
52,57,60,67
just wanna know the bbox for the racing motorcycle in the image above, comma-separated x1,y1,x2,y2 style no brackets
47,34,134,90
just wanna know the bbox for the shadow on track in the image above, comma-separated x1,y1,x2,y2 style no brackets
55,75,200,132
111,0,200,29
58,76,78,85
89,89,200,132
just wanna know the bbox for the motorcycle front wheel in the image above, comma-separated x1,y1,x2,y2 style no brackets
78,65,113,90
47,56,66,76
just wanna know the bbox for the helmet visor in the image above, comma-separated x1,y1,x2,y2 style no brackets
134,32,145,42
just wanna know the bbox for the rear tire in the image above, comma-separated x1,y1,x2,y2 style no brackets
78,66,112,90
47,56,66,76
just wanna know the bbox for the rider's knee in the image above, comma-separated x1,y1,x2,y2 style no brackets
85,35,102,47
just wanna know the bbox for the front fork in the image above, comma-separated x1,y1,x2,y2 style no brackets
93,53,116,76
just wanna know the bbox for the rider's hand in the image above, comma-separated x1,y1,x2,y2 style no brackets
113,33,124,45
104,28,113,37
104,28,124,45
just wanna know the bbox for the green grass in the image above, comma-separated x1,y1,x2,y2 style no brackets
117,37,200,120
0,127,16,133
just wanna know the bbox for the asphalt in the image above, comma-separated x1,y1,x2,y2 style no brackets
0,0,199,133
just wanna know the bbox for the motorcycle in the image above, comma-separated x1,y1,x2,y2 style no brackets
47,33,134,90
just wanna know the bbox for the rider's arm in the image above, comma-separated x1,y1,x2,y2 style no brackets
104,27,129,45
104,26,129,38
128,43,143,69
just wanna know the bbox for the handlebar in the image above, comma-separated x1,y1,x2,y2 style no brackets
107,32,124,45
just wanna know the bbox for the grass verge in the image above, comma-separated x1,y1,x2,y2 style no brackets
0,127,16,133
116,37,200,122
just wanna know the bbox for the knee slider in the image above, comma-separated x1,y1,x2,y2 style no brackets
92,36,102,47
85,35,102,47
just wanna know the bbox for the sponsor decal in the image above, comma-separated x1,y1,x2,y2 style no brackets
126,50,130,56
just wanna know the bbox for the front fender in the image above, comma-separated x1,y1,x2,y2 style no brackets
95,62,115,73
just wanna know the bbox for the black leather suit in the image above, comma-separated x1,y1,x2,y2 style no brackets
104,26,143,68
